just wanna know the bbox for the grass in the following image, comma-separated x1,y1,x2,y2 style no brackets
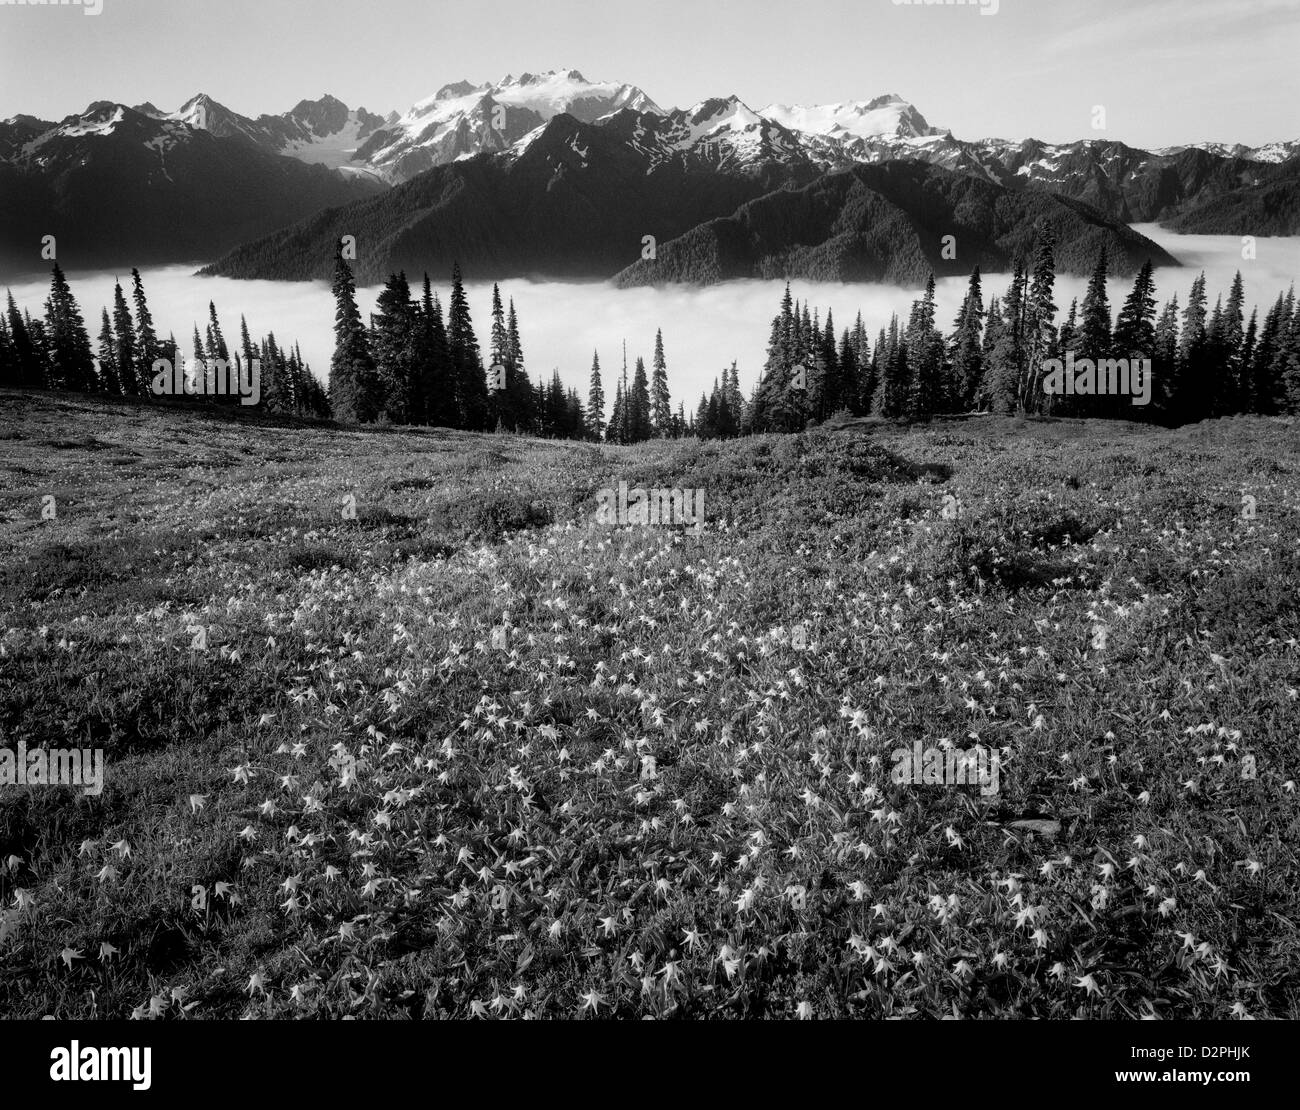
1,388,1298,1019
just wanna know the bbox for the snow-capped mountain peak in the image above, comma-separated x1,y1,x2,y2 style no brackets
687,96,765,131
172,93,215,125
5,76,1292,199
1155,139,1300,164
760,93,935,141
166,93,258,142
359,70,663,182
433,80,486,102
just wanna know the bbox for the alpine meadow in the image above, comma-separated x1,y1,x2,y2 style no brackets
1,0,1299,1085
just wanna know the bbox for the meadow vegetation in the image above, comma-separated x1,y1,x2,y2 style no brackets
1,389,1297,1018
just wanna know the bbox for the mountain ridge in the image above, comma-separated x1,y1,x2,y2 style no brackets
200,112,1178,287
4,73,1296,273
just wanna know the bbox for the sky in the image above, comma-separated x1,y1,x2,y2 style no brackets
1,0,1297,148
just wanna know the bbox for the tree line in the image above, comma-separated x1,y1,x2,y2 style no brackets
329,245,691,442
0,264,326,417
743,224,1300,433
9,233,1298,439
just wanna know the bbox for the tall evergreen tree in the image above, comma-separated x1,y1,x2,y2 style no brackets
837,329,859,415
207,301,229,362
1204,295,1227,418
131,269,162,396
328,241,381,422
487,283,510,428
608,373,626,443
45,263,96,392
1247,293,1287,414
371,271,418,423
26,313,53,384
1177,272,1209,423
1151,295,1180,421
7,291,44,388
628,355,652,442
751,286,805,432
587,351,605,440
1283,292,1300,412
1113,259,1157,419
987,263,1028,414
0,310,12,389
949,267,985,411
874,313,911,418
1215,270,1246,415
505,299,531,432
650,328,672,434
111,282,138,395
906,276,944,418
417,280,456,427
1021,225,1058,413
1077,248,1113,417
447,263,487,430
95,308,120,394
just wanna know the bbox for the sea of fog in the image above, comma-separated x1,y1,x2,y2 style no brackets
4,225,1297,411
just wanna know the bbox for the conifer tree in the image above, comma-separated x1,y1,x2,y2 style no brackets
836,330,858,415
587,351,605,440
95,308,119,394
447,263,487,430
417,279,455,428
629,355,652,441
1113,260,1157,419
45,263,96,392
1204,295,1226,418
985,261,1027,414
608,373,626,443
26,313,52,383
1151,295,1180,420
860,327,884,413
874,313,911,418
1216,270,1246,415
1177,272,1209,423
906,275,944,418
488,283,510,428
724,361,744,427
111,282,138,395
240,314,255,368
131,269,162,396
6,292,42,388
328,241,380,423
949,267,985,411
650,328,672,435
0,310,12,389
207,301,229,362
1247,293,1287,414
751,286,804,432
1022,226,1058,412
372,271,418,423
1076,248,1113,416
695,391,712,439
505,299,531,432
1283,291,1300,412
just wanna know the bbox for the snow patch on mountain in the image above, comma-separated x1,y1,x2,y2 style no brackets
760,94,935,141
60,105,125,139
356,69,662,181
1157,140,1300,164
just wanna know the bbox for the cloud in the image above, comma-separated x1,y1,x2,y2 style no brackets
1044,0,1300,55
7,225,1294,421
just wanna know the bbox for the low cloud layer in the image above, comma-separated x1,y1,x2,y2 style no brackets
5,226,1294,420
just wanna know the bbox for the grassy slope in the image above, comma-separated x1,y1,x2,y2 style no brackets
1,388,1298,1019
